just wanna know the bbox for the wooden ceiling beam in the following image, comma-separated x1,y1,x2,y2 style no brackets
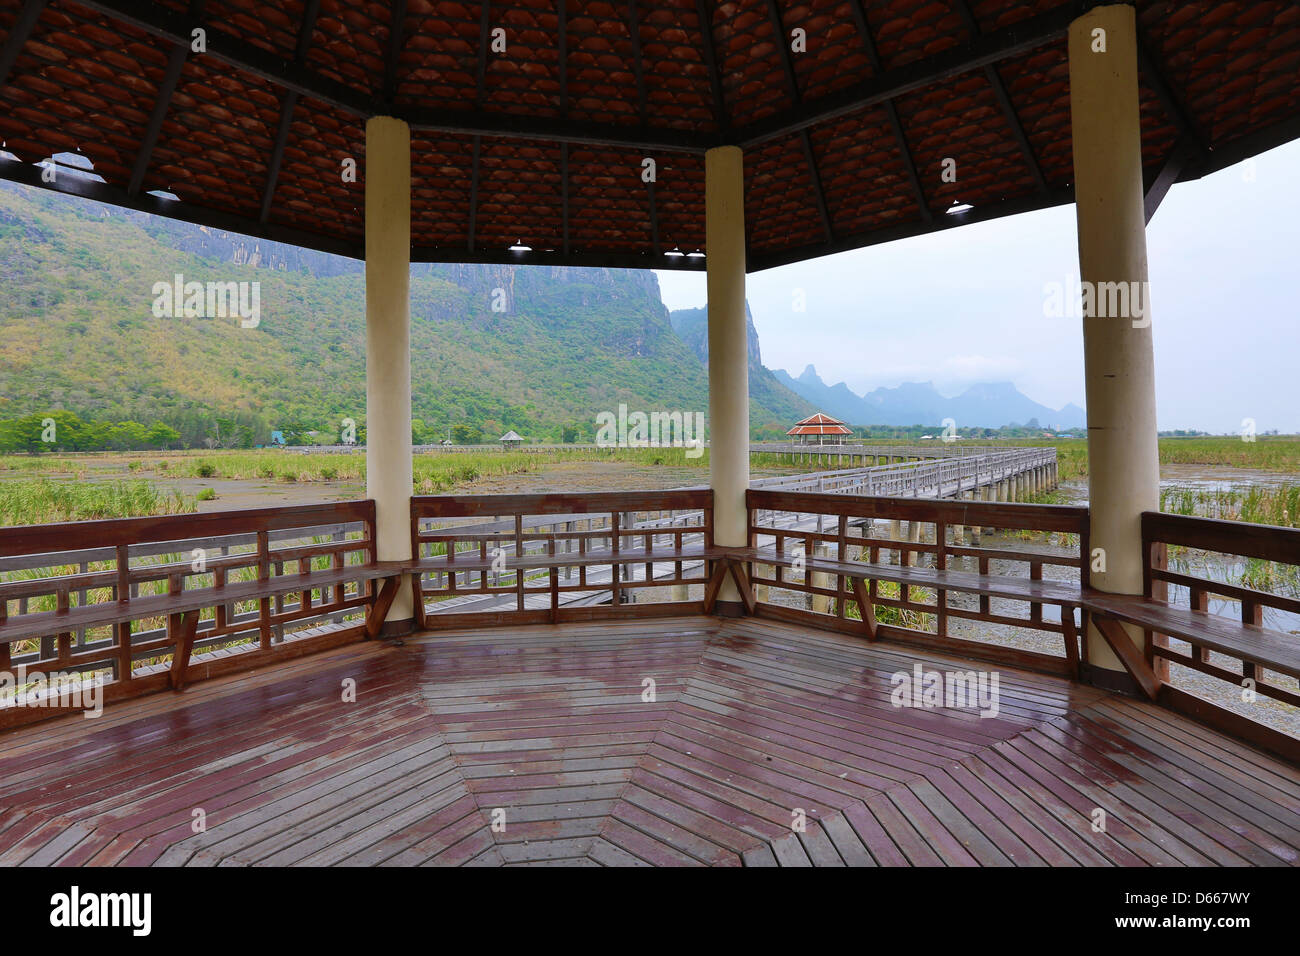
127,0,204,198
560,142,570,256
799,130,833,242
952,0,1047,193
1136,29,1209,157
1144,135,1196,224
694,0,728,132
467,135,481,252
76,0,1106,157
628,0,646,122
846,0,929,222
383,0,407,107
736,0,1103,148
0,0,46,91
260,0,321,223
763,0,800,104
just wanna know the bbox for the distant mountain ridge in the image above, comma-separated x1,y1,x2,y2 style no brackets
666,294,1084,430
771,364,1086,430
667,304,814,429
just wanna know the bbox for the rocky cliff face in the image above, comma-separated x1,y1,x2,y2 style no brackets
668,302,762,368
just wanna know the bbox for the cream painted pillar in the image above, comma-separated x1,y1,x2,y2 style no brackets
1070,5,1161,675
706,145,749,612
365,115,415,630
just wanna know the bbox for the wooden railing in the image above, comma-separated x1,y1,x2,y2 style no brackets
0,502,383,724
5,490,1295,743
744,488,1090,675
410,490,716,627
1142,511,1300,707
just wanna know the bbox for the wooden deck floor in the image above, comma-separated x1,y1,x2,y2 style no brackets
2,617,1298,866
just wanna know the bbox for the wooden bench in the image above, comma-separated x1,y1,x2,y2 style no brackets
0,503,406,703
1082,590,1300,701
720,545,1083,672
1077,512,1300,704
727,507,1300,708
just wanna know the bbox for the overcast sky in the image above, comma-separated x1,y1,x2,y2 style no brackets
656,139,1299,434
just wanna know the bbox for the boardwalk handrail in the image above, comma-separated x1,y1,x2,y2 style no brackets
751,448,1057,498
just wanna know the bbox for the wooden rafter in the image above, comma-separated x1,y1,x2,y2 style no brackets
628,0,646,122
1136,29,1208,155
127,0,204,198
799,129,833,243
1144,135,1197,224
260,0,321,223
560,142,570,255
75,0,1097,155
383,0,407,106
845,0,929,223
0,0,46,90
763,0,799,104
736,0,1100,147
694,0,727,131
558,0,567,116
952,0,1047,193
467,135,482,252
646,178,659,255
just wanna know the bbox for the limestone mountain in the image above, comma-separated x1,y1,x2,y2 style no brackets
667,303,815,431
0,180,803,445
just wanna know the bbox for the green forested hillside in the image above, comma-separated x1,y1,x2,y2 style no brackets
0,181,808,446
668,303,815,434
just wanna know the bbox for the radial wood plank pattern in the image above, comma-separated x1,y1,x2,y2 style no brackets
1,618,1297,866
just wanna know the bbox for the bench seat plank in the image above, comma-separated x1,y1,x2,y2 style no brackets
728,547,1083,606
0,562,407,644
1084,591,1300,679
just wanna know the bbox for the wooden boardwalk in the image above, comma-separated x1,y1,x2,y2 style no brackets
1,617,1297,866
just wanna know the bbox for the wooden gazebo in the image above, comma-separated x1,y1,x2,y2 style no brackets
1,1,1299,868
787,411,853,445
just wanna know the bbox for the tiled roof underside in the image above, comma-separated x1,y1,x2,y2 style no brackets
0,0,1296,269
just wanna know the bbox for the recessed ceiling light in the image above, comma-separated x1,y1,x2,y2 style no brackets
946,202,973,215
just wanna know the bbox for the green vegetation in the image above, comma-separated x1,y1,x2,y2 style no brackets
0,183,806,448
1161,483,1300,529
0,478,196,525
1012,435,1300,480
0,411,179,453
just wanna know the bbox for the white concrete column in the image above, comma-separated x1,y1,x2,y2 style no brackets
706,145,749,611
365,116,415,629
1070,4,1161,675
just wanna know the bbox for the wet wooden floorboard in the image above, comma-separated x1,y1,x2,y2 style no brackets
1,616,1297,866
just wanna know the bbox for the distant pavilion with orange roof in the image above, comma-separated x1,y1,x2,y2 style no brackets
787,412,853,446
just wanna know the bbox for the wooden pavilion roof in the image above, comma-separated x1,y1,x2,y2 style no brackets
788,411,851,435
0,0,1296,271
